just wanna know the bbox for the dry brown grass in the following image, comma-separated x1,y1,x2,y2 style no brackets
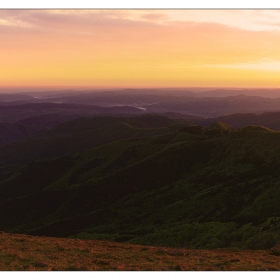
0,231,280,271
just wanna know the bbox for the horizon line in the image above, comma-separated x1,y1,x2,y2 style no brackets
2,86,280,93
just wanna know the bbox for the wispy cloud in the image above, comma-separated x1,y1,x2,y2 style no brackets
2,10,280,35
202,59,280,71
140,13,169,22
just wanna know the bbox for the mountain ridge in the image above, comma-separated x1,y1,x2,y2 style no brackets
0,116,280,250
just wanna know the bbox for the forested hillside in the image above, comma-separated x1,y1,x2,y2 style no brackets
0,115,280,250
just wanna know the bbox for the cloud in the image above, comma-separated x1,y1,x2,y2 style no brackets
0,10,35,33
256,20,280,30
140,13,169,22
2,10,280,39
1,10,280,68
0,10,166,37
202,59,280,71
2,10,280,36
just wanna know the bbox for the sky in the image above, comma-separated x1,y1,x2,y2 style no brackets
1,9,280,89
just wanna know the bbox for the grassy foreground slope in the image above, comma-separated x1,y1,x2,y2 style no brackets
1,117,280,250
1,231,280,271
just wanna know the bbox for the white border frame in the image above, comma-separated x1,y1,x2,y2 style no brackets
1,0,280,9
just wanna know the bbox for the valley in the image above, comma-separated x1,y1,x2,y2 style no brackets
1,89,280,270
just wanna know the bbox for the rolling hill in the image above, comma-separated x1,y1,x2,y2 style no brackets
196,111,280,131
0,103,144,123
0,115,188,166
4,89,280,118
0,115,280,250
0,122,47,145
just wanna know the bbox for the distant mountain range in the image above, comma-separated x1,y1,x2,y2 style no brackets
2,89,280,118
2,100,280,146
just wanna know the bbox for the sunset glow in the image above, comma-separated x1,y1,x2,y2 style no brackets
1,10,280,89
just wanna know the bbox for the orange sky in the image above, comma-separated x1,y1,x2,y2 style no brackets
1,10,280,89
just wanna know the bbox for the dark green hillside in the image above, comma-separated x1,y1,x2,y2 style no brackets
0,115,188,166
1,120,280,250
0,103,143,123
207,121,234,132
0,122,46,145
16,113,87,129
198,111,280,131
